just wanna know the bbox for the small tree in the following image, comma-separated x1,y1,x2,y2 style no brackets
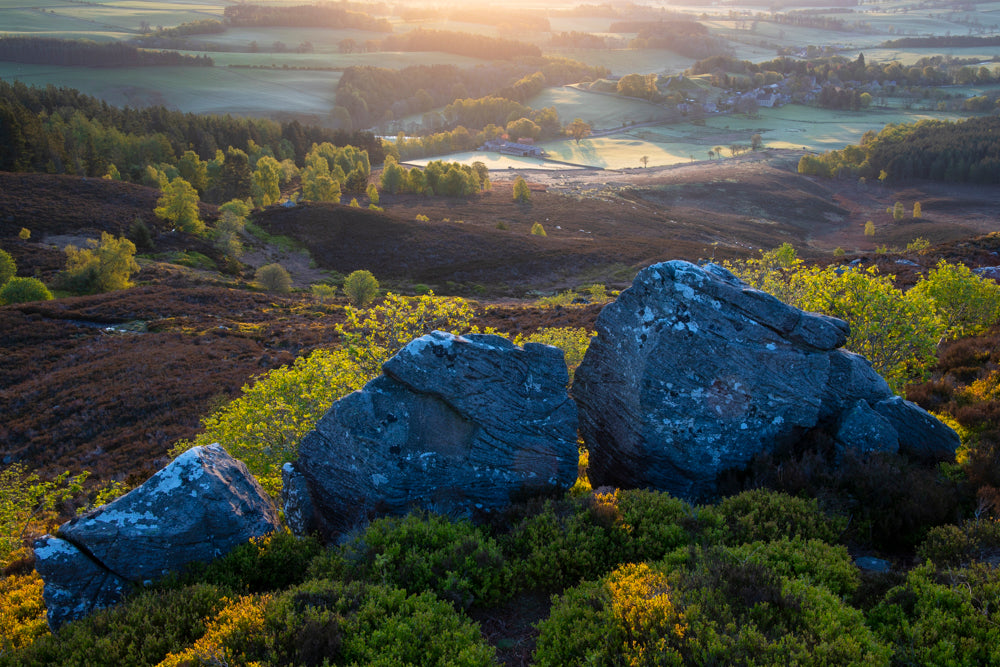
0,277,52,304
311,283,337,303
640,155,649,168
0,248,15,285
913,201,922,218
62,232,139,294
751,133,763,151
154,177,205,235
565,118,592,144
513,176,531,203
864,220,875,238
129,217,154,251
892,201,905,221
367,183,380,205
531,222,547,237
343,269,380,307
911,260,1000,339
17,228,29,241
256,263,292,294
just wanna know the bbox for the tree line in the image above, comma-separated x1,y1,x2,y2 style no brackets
797,116,1000,184
0,80,383,193
0,37,212,67
222,3,391,31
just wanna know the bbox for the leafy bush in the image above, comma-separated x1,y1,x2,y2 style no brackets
534,563,686,667
60,232,140,294
530,222,546,236
0,465,88,567
728,537,860,597
916,519,1000,567
310,282,336,303
171,348,368,496
255,262,292,294
0,248,15,285
128,217,154,251
311,512,509,609
869,563,1000,666
0,277,51,304
910,259,1000,340
716,488,847,545
176,531,323,594
6,584,227,666
513,176,530,202
342,269,379,306
536,549,890,666
164,579,496,666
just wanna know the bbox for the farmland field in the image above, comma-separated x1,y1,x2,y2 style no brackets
528,86,677,130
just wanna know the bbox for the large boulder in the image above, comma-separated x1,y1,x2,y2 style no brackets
283,331,579,540
34,444,280,629
573,260,960,500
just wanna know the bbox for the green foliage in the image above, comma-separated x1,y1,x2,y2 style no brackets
177,531,323,594
336,291,476,377
415,213,430,222
910,259,1000,340
6,584,227,667
311,512,508,609
868,563,1000,665
365,182,379,205
342,268,379,307
716,488,848,545
512,176,530,202
913,201,923,218
536,548,890,666
310,282,337,303
17,228,29,241
0,277,51,304
255,262,292,294
514,327,592,383
0,464,88,567
61,232,139,294
154,177,205,235
0,248,15,286
865,220,875,237
530,222,546,236
128,217,154,252
534,562,686,667
250,155,281,208
916,519,1000,567
907,236,930,253
728,538,860,597
171,348,368,497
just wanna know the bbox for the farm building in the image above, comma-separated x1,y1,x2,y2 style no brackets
481,140,546,157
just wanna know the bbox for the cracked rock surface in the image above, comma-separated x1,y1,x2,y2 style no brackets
573,260,960,501
283,332,579,540
34,444,279,629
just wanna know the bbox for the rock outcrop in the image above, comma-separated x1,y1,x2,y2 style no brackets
283,331,579,540
573,260,960,500
34,444,280,629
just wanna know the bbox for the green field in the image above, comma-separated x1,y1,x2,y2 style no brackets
403,151,585,171
0,0,226,37
528,86,677,130
544,48,695,76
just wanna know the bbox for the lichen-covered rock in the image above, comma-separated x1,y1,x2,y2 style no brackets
283,331,579,540
34,444,280,629
573,260,959,500
834,400,900,457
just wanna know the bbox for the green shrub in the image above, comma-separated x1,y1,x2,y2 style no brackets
530,222,546,236
916,519,1000,567
176,531,323,593
868,562,1000,666
182,579,496,666
514,327,593,384
536,550,890,666
0,277,52,304
255,262,292,294
128,217,155,251
310,512,509,609
7,584,227,666
513,176,530,202
311,282,337,303
717,488,847,545
343,269,379,307
728,537,860,597
60,232,140,294
0,248,15,285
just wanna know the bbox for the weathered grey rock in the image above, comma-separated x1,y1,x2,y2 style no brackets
34,444,280,629
283,331,579,539
835,400,899,457
873,396,962,461
573,260,958,500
